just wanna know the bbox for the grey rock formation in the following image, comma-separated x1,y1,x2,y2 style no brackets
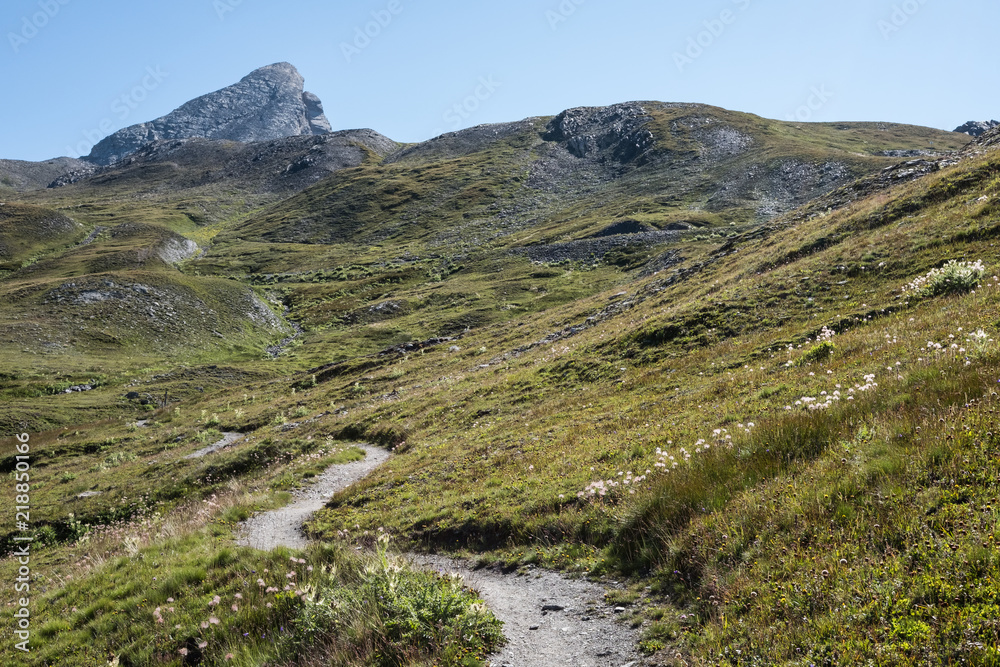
85,62,332,165
971,125,1000,150
954,120,1000,137
302,91,333,134
542,102,656,163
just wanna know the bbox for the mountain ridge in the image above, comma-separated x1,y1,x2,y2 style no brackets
221,101,970,257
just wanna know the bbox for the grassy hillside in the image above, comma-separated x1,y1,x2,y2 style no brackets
221,104,967,255
0,203,84,271
0,110,994,666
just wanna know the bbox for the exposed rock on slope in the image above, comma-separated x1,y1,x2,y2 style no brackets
542,102,657,164
85,62,332,166
0,158,94,192
11,222,199,278
785,125,1000,223
56,130,397,196
385,120,540,164
967,125,1000,151
954,120,999,137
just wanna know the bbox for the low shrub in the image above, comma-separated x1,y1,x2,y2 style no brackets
903,259,985,298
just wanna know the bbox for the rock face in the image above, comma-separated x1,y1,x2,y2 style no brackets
542,102,657,163
85,62,332,166
971,125,1000,150
954,120,1000,137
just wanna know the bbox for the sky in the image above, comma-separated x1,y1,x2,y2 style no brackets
2,0,998,161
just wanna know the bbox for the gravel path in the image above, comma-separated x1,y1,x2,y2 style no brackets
236,443,390,550
411,555,646,667
236,445,647,666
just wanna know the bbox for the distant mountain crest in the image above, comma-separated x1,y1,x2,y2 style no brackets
954,120,1000,137
84,62,332,166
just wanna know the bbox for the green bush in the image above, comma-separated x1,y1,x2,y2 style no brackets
903,259,985,297
799,340,836,364
640,639,667,655
286,538,504,666
103,451,137,467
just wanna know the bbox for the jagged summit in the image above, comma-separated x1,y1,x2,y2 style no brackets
954,120,999,137
84,62,332,166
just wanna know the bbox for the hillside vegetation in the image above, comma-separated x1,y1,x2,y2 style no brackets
0,107,995,666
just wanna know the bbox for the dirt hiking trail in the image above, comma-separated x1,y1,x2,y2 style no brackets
236,444,390,550
236,444,647,667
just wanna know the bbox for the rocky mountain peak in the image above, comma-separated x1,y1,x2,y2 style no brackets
954,120,1000,137
84,62,332,166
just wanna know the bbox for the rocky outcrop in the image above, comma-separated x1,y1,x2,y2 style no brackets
302,91,333,134
29,274,291,354
971,125,1000,150
542,102,656,164
85,62,332,166
954,120,1000,137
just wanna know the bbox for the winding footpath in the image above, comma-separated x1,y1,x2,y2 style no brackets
236,444,390,550
236,444,645,667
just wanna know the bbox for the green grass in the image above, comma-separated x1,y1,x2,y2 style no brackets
0,501,501,666
0,109,993,664
0,424,376,553
0,203,85,269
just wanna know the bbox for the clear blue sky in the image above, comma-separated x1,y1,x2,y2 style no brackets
2,0,997,161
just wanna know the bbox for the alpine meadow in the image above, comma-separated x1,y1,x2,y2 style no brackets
2,54,1000,666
